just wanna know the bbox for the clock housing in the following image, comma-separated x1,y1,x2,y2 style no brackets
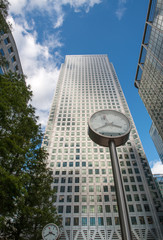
88,110,131,147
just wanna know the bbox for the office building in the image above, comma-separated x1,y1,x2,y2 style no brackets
0,31,23,74
43,55,163,240
135,0,163,143
153,174,163,200
150,123,163,163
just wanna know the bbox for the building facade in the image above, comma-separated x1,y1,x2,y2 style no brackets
134,0,163,143
150,123,163,163
0,31,23,74
43,55,163,240
153,174,163,200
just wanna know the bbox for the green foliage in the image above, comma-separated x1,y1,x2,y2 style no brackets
0,73,62,239
0,0,10,33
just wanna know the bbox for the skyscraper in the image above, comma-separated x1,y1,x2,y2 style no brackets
134,0,163,148
0,31,23,74
150,123,163,163
42,55,163,240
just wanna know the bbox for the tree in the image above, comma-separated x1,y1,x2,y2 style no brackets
0,72,62,239
0,0,11,33
0,0,11,67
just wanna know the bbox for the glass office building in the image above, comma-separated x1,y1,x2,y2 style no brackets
42,55,163,239
150,123,163,163
135,0,163,144
153,174,163,200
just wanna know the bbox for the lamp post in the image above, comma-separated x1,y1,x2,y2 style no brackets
88,110,133,240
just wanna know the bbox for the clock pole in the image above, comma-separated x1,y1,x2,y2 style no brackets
88,110,133,240
109,141,133,240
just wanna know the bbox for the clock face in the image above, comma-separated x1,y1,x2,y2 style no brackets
42,223,59,240
89,110,130,137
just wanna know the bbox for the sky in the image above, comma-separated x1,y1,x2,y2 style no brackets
7,0,163,174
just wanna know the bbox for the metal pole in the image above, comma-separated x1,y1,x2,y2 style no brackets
109,141,133,240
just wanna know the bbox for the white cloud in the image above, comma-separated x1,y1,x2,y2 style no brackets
115,7,126,20
115,0,127,20
151,160,163,174
7,0,102,127
8,16,61,127
9,0,102,29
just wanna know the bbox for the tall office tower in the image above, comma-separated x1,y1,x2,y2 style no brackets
134,0,163,146
153,174,163,200
0,31,23,74
150,123,163,163
43,55,163,240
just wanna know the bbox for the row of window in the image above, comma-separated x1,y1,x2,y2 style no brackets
56,193,147,203
64,216,153,226
53,175,142,184
58,203,150,213
54,185,146,195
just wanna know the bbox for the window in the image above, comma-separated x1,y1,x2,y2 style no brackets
82,206,87,213
67,186,72,192
90,217,95,226
96,186,101,192
74,195,79,202
0,48,4,56
131,217,137,225
66,206,71,213
132,185,137,191
75,177,79,183
125,185,130,191
4,37,10,45
106,217,112,225
90,206,95,213
54,178,59,183
98,217,104,226
60,186,65,192
139,185,144,191
59,195,64,202
104,195,109,202
75,186,79,192
58,206,63,213
139,216,145,224
82,195,87,202
97,205,103,213
144,204,150,212
68,177,72,183
89,186,94,192
115,217,120,225
65,217,71,226
61,177,66,183
103,186,108,192
128,205,134,212
63,162,67,167
126,194,132,201
136,204,142,212
82,177,86,183
90,195,94,202
141,194,147,201
74,206,79,213
82,217,87,226
11,55,16,63
67,195,72,202
105,205,110,212
89,169,93,174
74,218,79,226
147,216,153,224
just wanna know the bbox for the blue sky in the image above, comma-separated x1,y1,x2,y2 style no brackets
8,0,162,173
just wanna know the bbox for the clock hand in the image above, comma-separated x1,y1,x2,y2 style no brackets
44,233,50,237
95,122,113,131
111,124,122,128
